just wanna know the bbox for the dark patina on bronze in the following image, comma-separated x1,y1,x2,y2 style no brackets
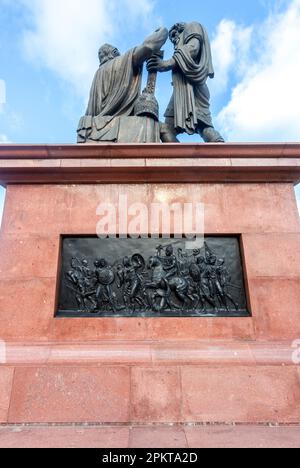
56,236,250,318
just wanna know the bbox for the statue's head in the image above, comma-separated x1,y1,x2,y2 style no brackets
98,44,121,66
169,23,186,45
208,255,217,266
94,258,108,268
166,245,174,257
197,256,205,265
123,256,131,267
148,256,161,269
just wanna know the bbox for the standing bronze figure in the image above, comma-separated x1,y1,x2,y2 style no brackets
147,22,224,143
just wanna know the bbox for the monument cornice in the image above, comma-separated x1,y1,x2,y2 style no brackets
0,143,300,186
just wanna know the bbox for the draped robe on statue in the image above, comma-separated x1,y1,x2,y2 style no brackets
165,22,215,135
77,49,160,143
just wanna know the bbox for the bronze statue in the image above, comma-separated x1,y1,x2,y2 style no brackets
147,22,224,143
77,22,225,144
77,28,168,144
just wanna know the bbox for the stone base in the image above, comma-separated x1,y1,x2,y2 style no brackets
0,143,299,425
1,424,300,449
0,341,300,425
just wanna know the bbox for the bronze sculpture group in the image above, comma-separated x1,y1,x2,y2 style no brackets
64,242,240,316
77,22,224,144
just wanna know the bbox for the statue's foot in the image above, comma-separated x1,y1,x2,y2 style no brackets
201,126,225,143
160,123,180,143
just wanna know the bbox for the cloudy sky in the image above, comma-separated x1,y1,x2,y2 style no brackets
0,0,300,219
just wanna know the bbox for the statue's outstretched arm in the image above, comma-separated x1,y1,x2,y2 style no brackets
147,37,201,73
133,27,168,69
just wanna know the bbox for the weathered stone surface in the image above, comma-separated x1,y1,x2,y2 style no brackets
9,367,130,424
0,368,14,423
181,366,300,423
131,367,181,423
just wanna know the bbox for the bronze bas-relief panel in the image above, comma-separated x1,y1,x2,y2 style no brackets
56,236,250,318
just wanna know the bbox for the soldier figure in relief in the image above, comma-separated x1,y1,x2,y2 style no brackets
94,258,118,311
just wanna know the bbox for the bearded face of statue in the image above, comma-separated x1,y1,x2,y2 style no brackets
98,44,121,66
169,23,186,46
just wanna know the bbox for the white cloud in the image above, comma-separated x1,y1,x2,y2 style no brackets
0,134,10,143
217,0,300,142
0,79,6,112
211,20,252,95
20,0,158,99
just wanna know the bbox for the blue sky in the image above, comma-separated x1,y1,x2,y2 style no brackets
0,0,300,221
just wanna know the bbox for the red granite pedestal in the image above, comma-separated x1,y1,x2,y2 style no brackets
0,143,299,425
